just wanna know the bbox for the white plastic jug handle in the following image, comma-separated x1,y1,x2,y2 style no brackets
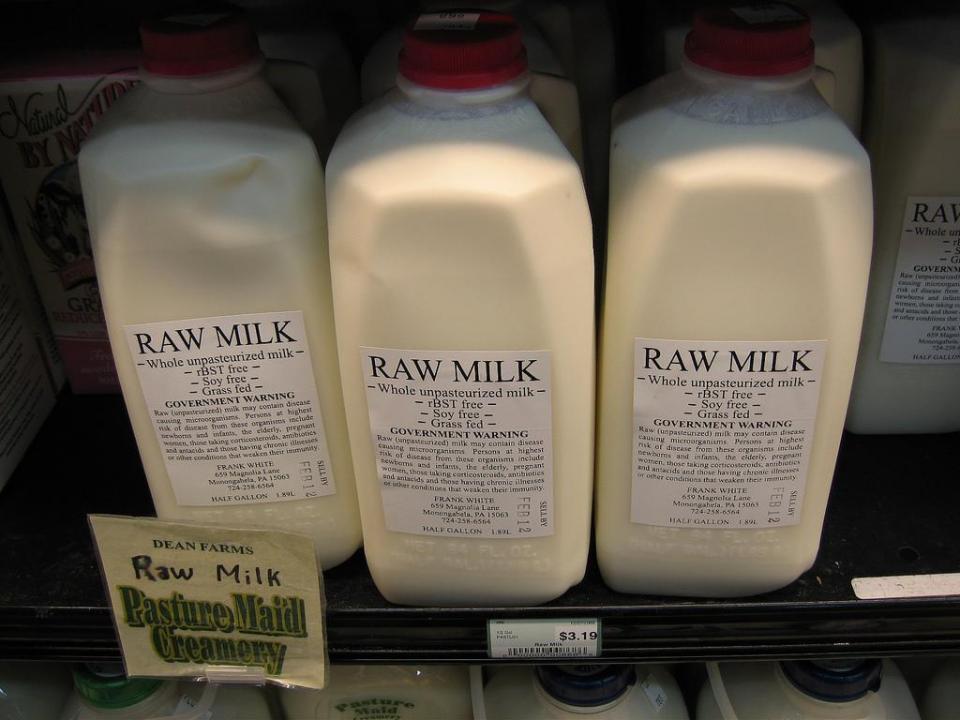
470,665,488,720
707,662,739,720
813,64,837,107
145,683,218,720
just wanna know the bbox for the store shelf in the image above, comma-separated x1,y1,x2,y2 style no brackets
0,394,958,664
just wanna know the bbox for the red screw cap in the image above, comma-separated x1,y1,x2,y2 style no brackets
399,12,528,90
141,11,262,77
684,3,815,77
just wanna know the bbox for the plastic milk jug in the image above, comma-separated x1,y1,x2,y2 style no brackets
0,662,72,720
661,0,863,134
485,664,689,719
78,12,361,568
846,12,960,434
280,665,472,719
360,11,582,167
698,659,920,720
597,4,872,597
327,13,595,605
60,667,272,720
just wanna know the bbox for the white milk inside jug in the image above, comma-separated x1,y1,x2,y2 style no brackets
281,665,472,719
485,664,689,719
0,662,72,720
698,659,920,720
661,0,863,134
60,667,272,720
78,12,361,568
846,13,960,434
597,5,872,597
327,13,595,605
360,11,582,167
921,657,960,720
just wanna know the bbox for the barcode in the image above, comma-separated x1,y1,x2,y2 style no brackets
505,646,592,657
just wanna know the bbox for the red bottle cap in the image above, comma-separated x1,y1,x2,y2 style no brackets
684,3,814,77
399,12,528,90
140,11,262,76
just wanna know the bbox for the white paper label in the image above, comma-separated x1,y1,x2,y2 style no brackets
631,338,826,529
175,694,213,720
731,4,804,24
640,674,668,712
879,196,960,363
488,619,600,659
361,347,553,538
125,311,336,506
852,573,960,600
414,12,481,30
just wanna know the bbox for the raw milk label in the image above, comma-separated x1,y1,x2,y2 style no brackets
631,338,826,529
880,196,960,363
361,347,554,538
125,311,336,506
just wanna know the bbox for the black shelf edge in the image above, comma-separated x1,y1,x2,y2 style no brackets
1,394,958,663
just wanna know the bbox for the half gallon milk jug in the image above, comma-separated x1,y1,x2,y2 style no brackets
485,664,689,719
60,667,272,720
360,11,583,168
281,665,472,719
662,0,863,135
0,662,71,720
597,4,872,597
698,659,920,720
78,12,361,568
846,12,960,434
921,657,960,720
327,13,595,605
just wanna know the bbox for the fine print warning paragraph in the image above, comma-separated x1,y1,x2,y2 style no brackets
880,196,960,363
631,338,826,529
125,311,336,506
361,347,554,538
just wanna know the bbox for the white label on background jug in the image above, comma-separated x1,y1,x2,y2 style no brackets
640,673,668,712
361,347,553,538
631,338,826,529
125,311,336,506
879,196,960,364
414,13,481,31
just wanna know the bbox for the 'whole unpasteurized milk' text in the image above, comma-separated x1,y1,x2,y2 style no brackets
846,11,960,434
78,12,361,568
327,13,595,606
597,3,872,597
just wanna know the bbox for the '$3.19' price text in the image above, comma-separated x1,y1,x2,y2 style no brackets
557,631,599,642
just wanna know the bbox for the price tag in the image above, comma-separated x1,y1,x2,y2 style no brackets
89,515,328,689
487,618,600,659
852,573,960,599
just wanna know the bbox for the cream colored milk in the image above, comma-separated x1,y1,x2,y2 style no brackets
846,14,960,434
327,75,594,605
484,665,689,719
697,660,920,720
921,658,960,720
598,61,872,597
79,61,361,568
661,0,863,134
360,16,583,167
281,665,472,719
